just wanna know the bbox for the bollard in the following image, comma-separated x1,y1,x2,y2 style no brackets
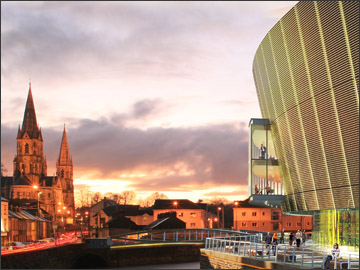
284,247,287,263
249,242,252,257
201,230,203,240
189,231,191,241
262,243,264,259
322,251,325,269
243,242,246,256
163,231,166,241
255,243,258,258
205,238,208,249
334,254,337,270
292,247,295,264
176,231,178,242
275,245,278,262
238,241,241,255
151,233,153,241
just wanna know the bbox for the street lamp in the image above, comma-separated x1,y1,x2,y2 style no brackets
234,201,239,230
33,185,42,240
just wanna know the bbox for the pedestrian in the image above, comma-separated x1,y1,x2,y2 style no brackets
264,232,272,255
295,230,301,248
255,184,260,194
302,230,306,246
260,144,267,159
324,243,340,269
272,232,278,255
289,232,294,247
280,229,284,244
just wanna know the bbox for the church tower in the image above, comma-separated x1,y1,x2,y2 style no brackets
13,84,47,185
56,126,75,218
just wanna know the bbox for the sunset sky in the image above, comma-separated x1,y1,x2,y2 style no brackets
1,1,297,204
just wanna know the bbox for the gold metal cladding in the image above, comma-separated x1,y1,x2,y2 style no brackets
314,2,354,208
338,1,359,108
260,43,298,211
279,19,320,210
267,32,308,210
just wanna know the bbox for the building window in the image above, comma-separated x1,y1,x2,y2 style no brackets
241,222,246,227
272,211,280,220
252,212,257,216
17,192,20,197
190,212,196,217
178,212,183,217
297,222,301,227
262,222,265,226
242,212,246,216
25,143,29,154
23,192,26,197
191,223,196,227
48,193,51,199
262,212,265,216
100,218,105,228
252,222,257,227
61,170,64,178
307,222,310,226
273,222,279,231
286,222,291,227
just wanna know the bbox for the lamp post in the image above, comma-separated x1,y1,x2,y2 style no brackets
234,201,239,230
33,185,42,240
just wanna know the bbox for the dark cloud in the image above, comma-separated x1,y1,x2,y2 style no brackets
1,116,249,191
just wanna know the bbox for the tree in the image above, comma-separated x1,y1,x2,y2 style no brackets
1,163,7,176
139,192,168,207
75,186,92,208
204,196,231,205
91,192,103,205
120,190,136,205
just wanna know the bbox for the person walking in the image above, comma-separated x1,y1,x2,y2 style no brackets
280,229,285,244
272,232,278,255
324,243,340,269
264,232,272,255
289,232,294,247
295,230,301,248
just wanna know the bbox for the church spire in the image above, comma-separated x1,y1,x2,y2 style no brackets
58,125,71,165
21,84,39,138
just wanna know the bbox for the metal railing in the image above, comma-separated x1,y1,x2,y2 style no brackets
111,229,255,246
204,236,360,269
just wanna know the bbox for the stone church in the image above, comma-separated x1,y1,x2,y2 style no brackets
1,85,75,225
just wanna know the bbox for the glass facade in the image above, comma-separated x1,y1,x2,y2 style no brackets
312,209,359,252
248,119,283,197
252,1,359,251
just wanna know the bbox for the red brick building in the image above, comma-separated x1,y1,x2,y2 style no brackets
233,199,312,233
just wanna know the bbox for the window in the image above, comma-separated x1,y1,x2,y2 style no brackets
262,222,265,226
252,222,257,227
262,212,265,216
242,212,246,216
307,222,310,226
272,211,280,220
25,144,29,154
190,212,196,217
17,192,20,197
297,222,301,227
252,212,257,216
178,212,183,217
191,223,196,227
23,192,26,197
286,222,292,227
48,193,51,199
241,222,246,227
61,170,64,178
100,218,105,228
272,222,279,230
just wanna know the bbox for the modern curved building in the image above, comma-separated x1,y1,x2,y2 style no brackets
252,1,358,250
